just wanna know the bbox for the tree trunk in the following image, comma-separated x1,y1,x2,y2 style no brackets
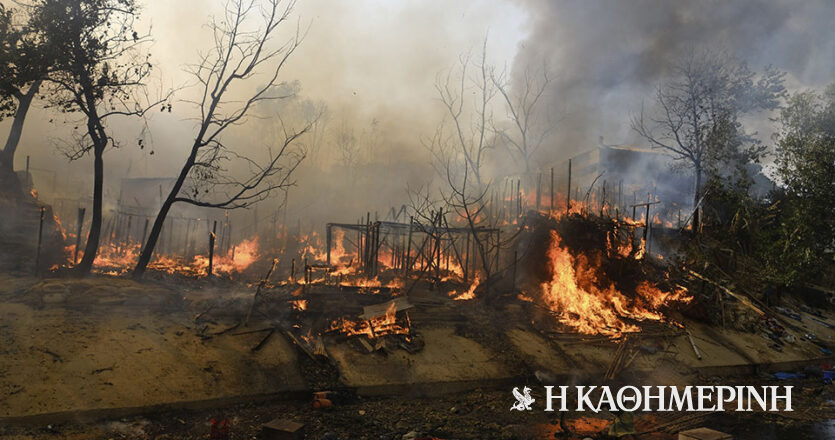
0,81,41,173
75,144,104,274
0,82,41,200
133,141,200,277
133,191,174,277
74,72,108,276
692,165,702,232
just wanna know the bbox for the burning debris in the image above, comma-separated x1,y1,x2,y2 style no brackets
538,229,690,337
514,210,693,338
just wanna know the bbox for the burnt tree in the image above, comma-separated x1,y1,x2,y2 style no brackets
133,0,312,277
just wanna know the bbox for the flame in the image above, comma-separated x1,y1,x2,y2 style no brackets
291,299,307,311
537,230,690,337
329,301,410,338
65,237,258,277
449,274,480,300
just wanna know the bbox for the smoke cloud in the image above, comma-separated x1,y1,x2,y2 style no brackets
2,0,834,231
509,0,835,161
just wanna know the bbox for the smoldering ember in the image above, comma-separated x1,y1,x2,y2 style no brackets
0,0,834,439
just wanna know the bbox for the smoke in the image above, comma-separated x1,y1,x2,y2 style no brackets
509,0,835,160
3,0,834,235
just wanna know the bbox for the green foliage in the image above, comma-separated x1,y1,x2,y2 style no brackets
29,0,152,156
773,84,835,282
0,3,57,119
693,83,835,290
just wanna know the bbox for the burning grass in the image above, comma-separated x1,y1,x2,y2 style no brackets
62,237,260,278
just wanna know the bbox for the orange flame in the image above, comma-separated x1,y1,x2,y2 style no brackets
537,230,689,337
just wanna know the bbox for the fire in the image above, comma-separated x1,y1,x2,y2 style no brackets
449,274,480,300
65,237,259,277
537,230,690,337
329,301,410,338
192,237,259,275
291,299,307,311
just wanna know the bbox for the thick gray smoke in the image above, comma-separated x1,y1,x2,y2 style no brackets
510,0,835,161
4,0,834,238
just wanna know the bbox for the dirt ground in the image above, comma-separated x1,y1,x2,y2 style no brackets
2,273,835,439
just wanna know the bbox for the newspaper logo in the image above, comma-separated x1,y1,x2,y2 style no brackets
510,386,535,411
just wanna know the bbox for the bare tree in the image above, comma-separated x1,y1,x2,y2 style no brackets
631,49,784,230
36,0,169,275
490,64,553,173
133,0,313,277
335,120,359,170
427,38,496,187
441,161,496,294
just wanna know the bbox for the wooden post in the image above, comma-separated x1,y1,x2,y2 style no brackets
326,223,332,267
74,207,86,265
618,180,623,213
550,167,555,212
364,212,370,271
35,207,45,275
646,219,652,257
536,172,542,212
291,258,296,283
357,218,363,270
405,216,414,276
566,159,572,214
207,220,217,277
645,203,652,257
516,179,521,217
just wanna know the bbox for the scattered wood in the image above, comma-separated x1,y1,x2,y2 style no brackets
193,303,215,322
604,336,630,380
251,328,276,352
230,327,274,337
358,338,374,353
686,330,702,360
245,258,279,326
282,329,318,361
91,366,114,375
313,336,328,357
211,322,241,336
687,270,764,316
